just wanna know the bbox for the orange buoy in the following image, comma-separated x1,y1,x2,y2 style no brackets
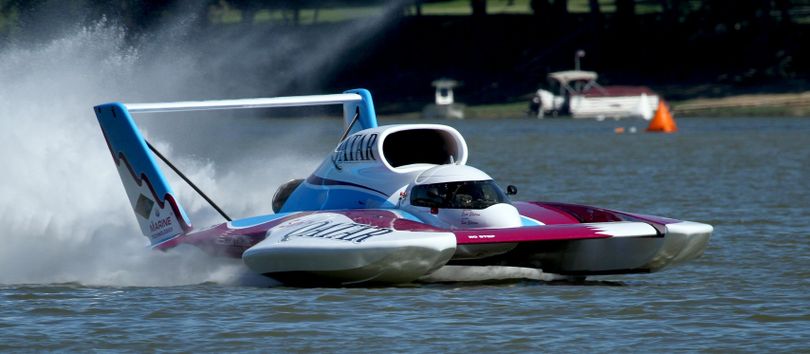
647,100,678,133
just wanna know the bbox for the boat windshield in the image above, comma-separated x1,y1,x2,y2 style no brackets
410,180,509,210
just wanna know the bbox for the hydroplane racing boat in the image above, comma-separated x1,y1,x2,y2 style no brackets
94,89,711,286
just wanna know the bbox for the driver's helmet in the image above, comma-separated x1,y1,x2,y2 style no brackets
402,165,521,229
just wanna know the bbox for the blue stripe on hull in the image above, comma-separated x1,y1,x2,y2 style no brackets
229,213,293,228
521,216,543,226
280,182,393,212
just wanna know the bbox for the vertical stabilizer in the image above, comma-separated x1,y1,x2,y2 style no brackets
94,103,192,245
342,89,378,135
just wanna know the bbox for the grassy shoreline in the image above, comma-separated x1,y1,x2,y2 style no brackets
670,92,810,117
380,91,810,119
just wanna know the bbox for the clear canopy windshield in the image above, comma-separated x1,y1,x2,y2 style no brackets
410,180,509,210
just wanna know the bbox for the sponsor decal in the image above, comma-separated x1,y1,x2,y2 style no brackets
332,133,377,169
466,234,495,239
216,235,255,248
149,217,173,233
135,194,154,219
461,209,480,226
280,220,392,243
151,227,176,239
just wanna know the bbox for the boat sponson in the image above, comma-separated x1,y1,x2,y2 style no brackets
448,220,711,275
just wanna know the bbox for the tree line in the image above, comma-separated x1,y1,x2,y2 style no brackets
1,0,803,34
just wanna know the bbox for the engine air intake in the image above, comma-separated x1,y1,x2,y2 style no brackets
382,129,460,168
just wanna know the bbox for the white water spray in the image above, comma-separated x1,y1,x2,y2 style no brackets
0,4,403,286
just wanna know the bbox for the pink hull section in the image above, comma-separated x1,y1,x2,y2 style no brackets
158,201,679,257
150,201,709,281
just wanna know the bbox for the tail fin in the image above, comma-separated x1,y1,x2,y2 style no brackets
342,89,378,135
94,90,375,245
94,103,192,246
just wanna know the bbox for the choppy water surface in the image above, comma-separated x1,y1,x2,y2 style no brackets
1,117,808,352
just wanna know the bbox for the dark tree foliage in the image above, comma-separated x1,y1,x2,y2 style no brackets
615,0,635,20
85,0,179,32
0,0,186,36
529,0,568,19
471,0,486,16
0,0,805,109
530,0,551,16
588,0,600,15
552,0,567,17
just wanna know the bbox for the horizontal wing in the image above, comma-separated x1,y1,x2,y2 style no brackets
124,93,362,113
454,221,660,245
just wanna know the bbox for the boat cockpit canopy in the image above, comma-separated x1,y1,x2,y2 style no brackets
410,180,509,210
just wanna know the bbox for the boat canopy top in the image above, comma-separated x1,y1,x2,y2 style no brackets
548,70,598,84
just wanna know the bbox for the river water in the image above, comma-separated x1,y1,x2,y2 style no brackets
1,116,807,352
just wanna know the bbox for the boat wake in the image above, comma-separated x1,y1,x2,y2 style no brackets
420,266,569,283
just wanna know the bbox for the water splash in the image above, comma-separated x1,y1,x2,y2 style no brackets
0,21,228,286
0,3,403,286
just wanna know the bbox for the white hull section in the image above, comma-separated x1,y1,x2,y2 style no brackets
570,94,659,120
242,213,456,285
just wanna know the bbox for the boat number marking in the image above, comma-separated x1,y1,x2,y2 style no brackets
281,220,392,243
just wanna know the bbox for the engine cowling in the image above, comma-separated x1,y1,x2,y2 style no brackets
279,124,473,212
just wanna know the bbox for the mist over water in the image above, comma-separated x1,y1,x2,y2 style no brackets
0,3,401,286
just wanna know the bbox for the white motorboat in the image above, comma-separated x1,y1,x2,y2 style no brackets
530,70,660,120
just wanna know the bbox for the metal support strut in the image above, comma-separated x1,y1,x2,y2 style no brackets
145,140,232,222
338,108,360,143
